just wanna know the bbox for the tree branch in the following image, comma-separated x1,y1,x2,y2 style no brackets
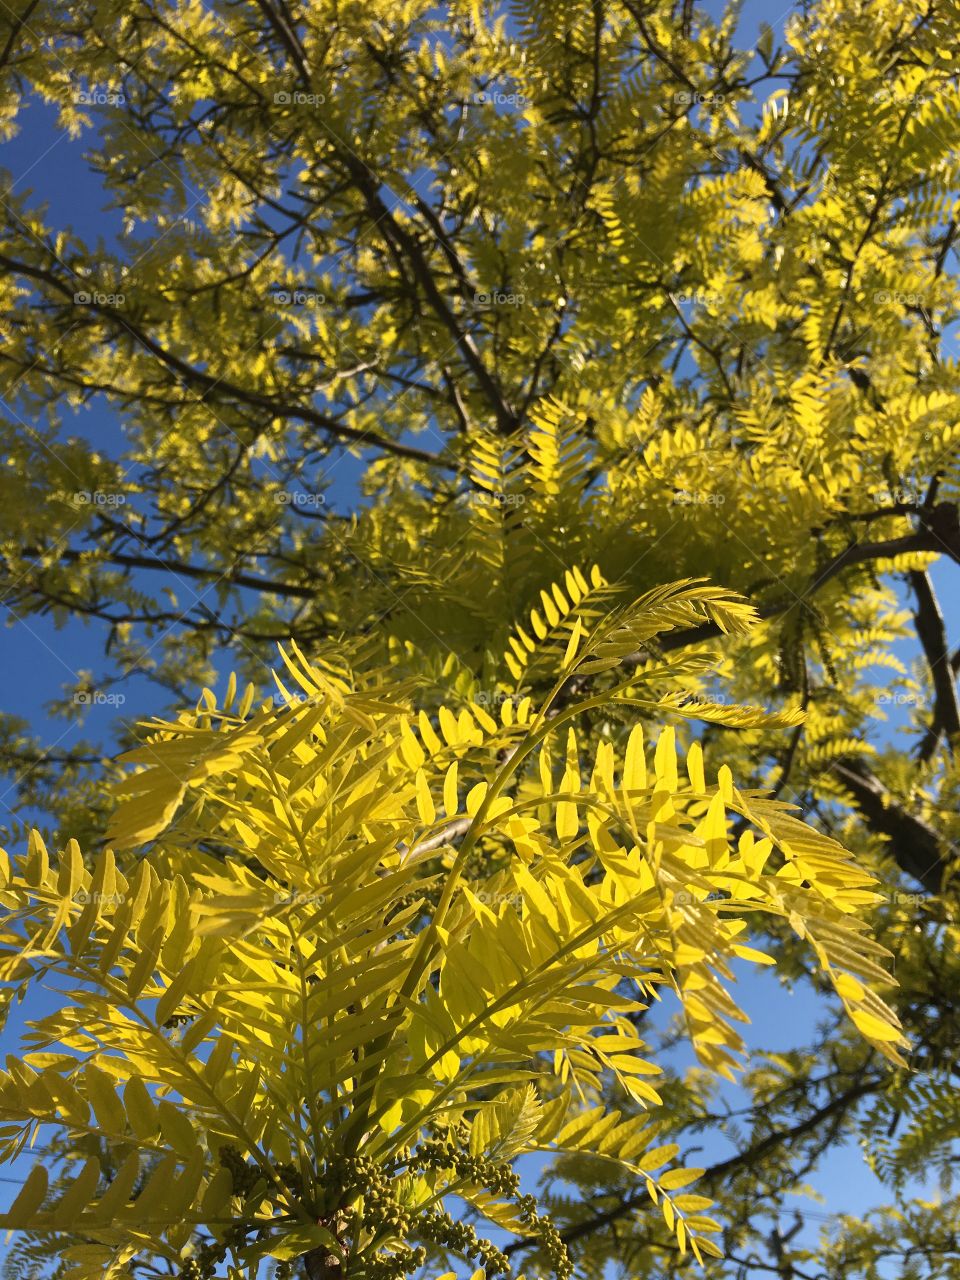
644,517,958,658
0,251,453,469
829,757,948,895
506,1073,878,1255
909,568,960,757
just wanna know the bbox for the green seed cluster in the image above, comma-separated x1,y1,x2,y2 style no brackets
180,1140,569,1280
274,1160,306,1199
162,1013,194,1029
515,1199,573,1280
410,1134,571,1280
320,1153,422,1280
219,1146,305,1204
366,1243,428,1280
327,1151,380,1188
176,1224,250,1280
403,1133,511,1273
364,1176,411,1233
411,1133,521,1197
420,1206,510,1274
218,1143,263,1197
325,1152,413,1234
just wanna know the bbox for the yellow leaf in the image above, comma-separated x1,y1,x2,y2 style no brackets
443,761,459,818
400,721,426,769
624,724,646,790
659,1165,704,1190
851,1009,903,1043
556,797,578,840
731,944,776,965
415,769,436,825
697,1238,724,1258
686,741,705,793
835,972,865,1001
466,781,488,816
654,726,678,789
1,1164,48,1227
563,615,583,667
640,1143,679,1171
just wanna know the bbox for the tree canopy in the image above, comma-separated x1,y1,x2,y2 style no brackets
1,0,960,1277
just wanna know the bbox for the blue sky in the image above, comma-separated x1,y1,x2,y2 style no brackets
1,2,958,1276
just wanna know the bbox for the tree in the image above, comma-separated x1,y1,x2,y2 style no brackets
1,0,959,1275
0,597,907,1280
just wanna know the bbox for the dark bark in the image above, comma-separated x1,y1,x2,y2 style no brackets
830,757,948,895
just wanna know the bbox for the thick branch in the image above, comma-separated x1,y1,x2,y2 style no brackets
917,648,960,762
909,568,960,757
647,517,958,658
0,0,41,68
47,546,319,600
829,757,947,895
